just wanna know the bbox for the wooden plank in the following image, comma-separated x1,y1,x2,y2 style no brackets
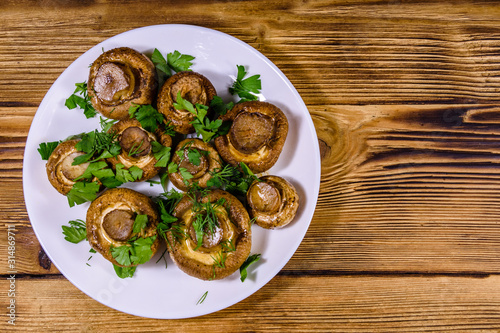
1,274,500,331
1,1,500,105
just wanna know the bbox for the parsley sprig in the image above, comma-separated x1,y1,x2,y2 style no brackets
151,49,195,85
173,92,231,142
229,65,262,102
110,214,157,278
37,141,60,160
65,82,97,118
61,219,87,244
128,104,164,133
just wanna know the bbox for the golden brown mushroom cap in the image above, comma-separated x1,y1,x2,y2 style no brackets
86,188,160,267
106,118,172,181
247,175,299,229
46,139,89,195
157,71,216,134
88,47,157,120
168,138,222,191
167,189,252,280
214,101,288,173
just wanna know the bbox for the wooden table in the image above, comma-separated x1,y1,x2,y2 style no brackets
3,0,500,331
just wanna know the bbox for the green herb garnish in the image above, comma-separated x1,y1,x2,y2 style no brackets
37,141,60,160
61,219,87,244
229,65,262,102
151,141,171,168
173,92,230,142
132,214,148,234
111,235,157,271
66,181,100,207
151,49,195,78
113,264,137,279
128,104,164,133
207,162,259,196
65,82,97,118
240,253,261,282
197,291,208,305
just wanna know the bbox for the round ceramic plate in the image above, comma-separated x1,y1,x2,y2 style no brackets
23,24,321,319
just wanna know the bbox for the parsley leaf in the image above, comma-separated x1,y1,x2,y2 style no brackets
210,96,234,116
167,161,178,174
73,128,120,165
130,236,156,265
187,148,203,166
167,50,195,72
74,160,109,181
132,214,148,234
113,264,137,279
37,141,60,160
151,141,171,168
179,167,194,182
129,165,144,181
151,48,172,77
229,65,262,102
66,181,100,207
65,82,97,118
115,164,143,183
128,104,164,133
151,48,195,78
174,92,231,142
61,219,87,244
111,245,132,266
110,235,157,277
240,253,261,282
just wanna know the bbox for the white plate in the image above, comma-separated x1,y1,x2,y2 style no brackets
23,24,321,319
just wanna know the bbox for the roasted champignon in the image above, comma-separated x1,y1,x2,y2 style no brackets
166,189,252,280
157,71,216,134
214,101,288,173
247,175,299,229
87,47,157,120
107,119,172,181
86,188,160,267
168,138,222,191
46,139,90,195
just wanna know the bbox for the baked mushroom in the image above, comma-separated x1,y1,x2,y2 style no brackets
46,139,90,195
168,138,222,191
214,101,288,173
247,175,299,229
157,71,216,134
107,118,172,181
87,47,157,120
166,189,252,280
86,188,160,267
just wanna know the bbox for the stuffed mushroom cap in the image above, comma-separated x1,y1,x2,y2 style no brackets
157,71,216,134
168,138,222,191
247,175,299,229
166,189,252,280
214,101,288,173
88,47,157,120
107,118,172,181
46,139,90,195
86,188,160,267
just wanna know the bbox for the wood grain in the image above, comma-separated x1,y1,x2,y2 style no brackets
2,274,500,332
3,0,500,331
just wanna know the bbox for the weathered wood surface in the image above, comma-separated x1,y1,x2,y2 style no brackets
2,0,500,331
